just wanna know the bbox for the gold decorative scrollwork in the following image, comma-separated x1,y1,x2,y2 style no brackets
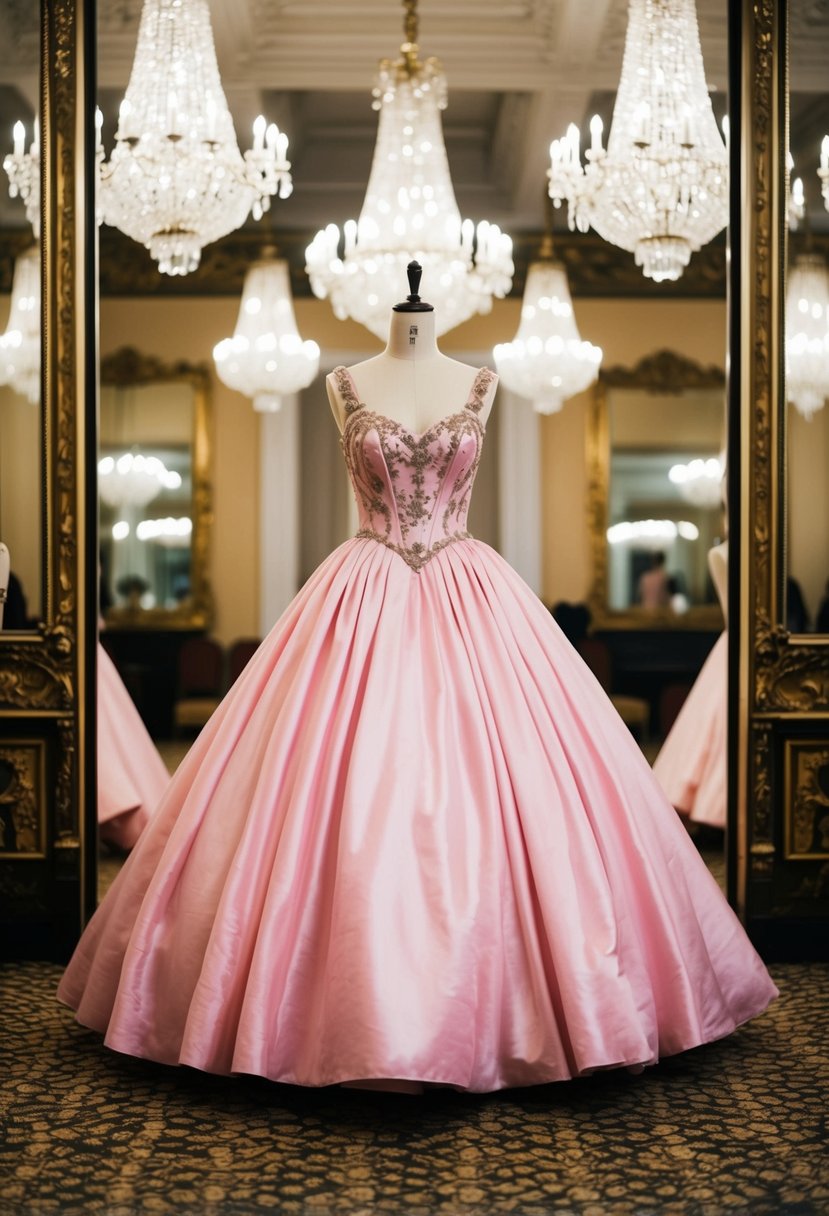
785,742,829,860
0,741,46,858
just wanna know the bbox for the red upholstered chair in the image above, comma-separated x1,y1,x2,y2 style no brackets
576,637,651,742
173,637,224,734
228,638,261,688
659,681,694,738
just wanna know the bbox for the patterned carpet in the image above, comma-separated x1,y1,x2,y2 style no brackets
1,964,827,1215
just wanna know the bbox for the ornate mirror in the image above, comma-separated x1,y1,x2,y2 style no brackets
588,350,726,629
737,0,829,954
99,349,213,630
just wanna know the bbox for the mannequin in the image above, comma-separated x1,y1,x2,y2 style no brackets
326,263,496,433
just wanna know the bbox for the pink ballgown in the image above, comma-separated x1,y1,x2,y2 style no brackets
651,633,727,829
652,542,729,830
59,369,776,1092
97,642,170,849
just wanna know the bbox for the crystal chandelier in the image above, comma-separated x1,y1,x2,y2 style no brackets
98,452,182,508
786,250,829,419
98,0,292,276
493,238,601,414
305,0,513,339
668,456,723,506
820,137,829,211
213,257,320,413
0,245,40,404
3,121,40,238
608,519,699,546
548,0,728,283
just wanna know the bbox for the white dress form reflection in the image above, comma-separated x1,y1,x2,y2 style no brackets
652,541,728,830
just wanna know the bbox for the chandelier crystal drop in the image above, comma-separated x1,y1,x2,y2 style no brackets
0,245,40,404
786,251,829,420
98,452,182,509
98,0,292,276
213,259,320,413
548,0,728,283
305,1,513,339
493,258,602,414
3,120,40,239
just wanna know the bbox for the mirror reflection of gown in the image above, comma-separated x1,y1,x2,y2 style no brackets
98,642,170,849
652,543,728,830
59,375,775,1092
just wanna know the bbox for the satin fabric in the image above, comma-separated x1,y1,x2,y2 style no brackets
60,375,776,1091
98,643,170,849
652,633,727,830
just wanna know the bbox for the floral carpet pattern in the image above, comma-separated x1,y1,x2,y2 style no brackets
0,962,827,1215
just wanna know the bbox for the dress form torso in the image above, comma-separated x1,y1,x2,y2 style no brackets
326,310,496,433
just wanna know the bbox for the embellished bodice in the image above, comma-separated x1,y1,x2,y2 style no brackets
334,366,496,573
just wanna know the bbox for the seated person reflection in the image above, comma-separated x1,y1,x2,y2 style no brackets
637,552,670,611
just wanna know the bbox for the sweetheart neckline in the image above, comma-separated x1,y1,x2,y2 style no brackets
342,406,485,445
333,365,490,444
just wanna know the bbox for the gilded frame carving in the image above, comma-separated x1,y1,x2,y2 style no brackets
99,347,214,631
737,0,829,938
0,0,95,934
587,349,727,630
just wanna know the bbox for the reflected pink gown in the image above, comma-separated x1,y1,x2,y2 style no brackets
652,542,728,830
652,633,727,829
59,370,776,1092
98,642,170,849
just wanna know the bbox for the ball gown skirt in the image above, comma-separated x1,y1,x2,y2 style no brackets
97,643,170,850
59,370,777,1092
652,633,727,830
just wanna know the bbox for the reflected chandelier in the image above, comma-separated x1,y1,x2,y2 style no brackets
493,235,601,414
548,0,728,283
305,0,513,338
668,456,723,506
214,257,320,413
786,250,829,420
3,121,40,238
98,453,182,509
98,0,292,276
0,245,40,404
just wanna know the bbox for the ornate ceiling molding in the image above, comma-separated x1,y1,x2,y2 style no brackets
0,226,742,301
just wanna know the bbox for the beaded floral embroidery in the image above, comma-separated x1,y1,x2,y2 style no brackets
332,366,495,573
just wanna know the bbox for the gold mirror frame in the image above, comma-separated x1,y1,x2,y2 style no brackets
99,348,213,631
0,0,95,945
736,0,829,943
587,349,727,630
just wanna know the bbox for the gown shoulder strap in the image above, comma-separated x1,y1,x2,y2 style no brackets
464,368,498,415
331,366,364,416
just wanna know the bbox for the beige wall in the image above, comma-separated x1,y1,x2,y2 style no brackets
101,295,732,633
0,293,41,620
